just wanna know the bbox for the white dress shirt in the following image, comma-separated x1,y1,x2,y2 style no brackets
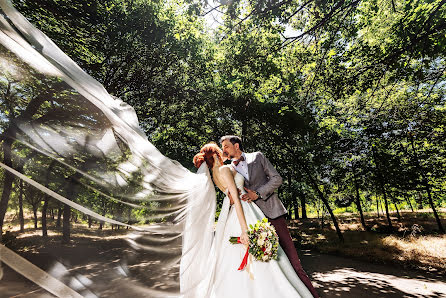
232,152,249,181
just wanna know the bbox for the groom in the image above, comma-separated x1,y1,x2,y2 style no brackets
220,135,319,298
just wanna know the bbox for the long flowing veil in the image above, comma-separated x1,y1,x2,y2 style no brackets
0,0,216,296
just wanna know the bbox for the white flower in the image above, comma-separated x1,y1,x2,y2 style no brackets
261,232,268,239
262,255,269,261
257,238,265,246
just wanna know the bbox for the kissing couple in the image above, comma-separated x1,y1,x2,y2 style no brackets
180,135,319,298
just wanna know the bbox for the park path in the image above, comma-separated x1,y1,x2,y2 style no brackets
1,249,445,297
300,250,446,298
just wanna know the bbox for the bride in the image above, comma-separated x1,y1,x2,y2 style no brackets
181,143,313,298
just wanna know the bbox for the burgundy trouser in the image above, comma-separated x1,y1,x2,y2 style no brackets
269,215,319,298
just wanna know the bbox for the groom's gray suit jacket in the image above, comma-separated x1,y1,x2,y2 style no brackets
234,152,287,219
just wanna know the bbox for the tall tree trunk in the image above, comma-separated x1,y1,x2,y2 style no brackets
0,138,15,241
409,135,444,233
352,165,367,230
42,161,55,237
426,186,444,232
381,190,392,231
404,193,414,212
372,146,393,231
287,173,298,219
376,196,380,218
62,173,82,243
127,209,132,229
56,204,63,228
62,203,70,243
300,193,307,219
416,192,424,210
32,205,38,229
302,162,343,241
18,179,24,232
392,198,401,220
292,195,300,220
88,216,92,228
42,196,49,237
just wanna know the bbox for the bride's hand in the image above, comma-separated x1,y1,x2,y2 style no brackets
240,232,249,246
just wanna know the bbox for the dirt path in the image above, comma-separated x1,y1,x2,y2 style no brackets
300,249,446,298
1,246,445,298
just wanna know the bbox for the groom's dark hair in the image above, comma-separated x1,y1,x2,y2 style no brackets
219,135,244,151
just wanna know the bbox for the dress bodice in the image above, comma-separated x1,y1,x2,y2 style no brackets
223,171,247,198
233,172,247,195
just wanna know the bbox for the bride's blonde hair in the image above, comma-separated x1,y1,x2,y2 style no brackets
193,143,224,168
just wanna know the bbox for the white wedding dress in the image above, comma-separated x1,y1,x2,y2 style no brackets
209,172,313,298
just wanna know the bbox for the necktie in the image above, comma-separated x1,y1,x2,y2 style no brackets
233,155,245,166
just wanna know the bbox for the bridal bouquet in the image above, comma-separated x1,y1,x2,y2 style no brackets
229,218,279,270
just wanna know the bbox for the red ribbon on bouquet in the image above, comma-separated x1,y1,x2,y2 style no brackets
234,237,249,271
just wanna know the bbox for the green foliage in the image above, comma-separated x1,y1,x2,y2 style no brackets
3,0,446,234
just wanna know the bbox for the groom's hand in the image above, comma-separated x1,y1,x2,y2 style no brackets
241,187,259,203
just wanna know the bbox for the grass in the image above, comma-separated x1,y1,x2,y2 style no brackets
288,209,446,275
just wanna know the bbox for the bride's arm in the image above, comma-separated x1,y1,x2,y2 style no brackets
219,166,249,244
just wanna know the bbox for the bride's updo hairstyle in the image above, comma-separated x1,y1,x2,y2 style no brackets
193,143,224,168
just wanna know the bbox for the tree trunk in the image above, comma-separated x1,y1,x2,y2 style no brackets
32,206,38,229
42,196,49,237
62,173,82,243
321,205,325,229
0,138,15,241
286,173,298,219
392,198,401,220
416,192,424,210
426,186,444,233
381,190,392,231
42,161,55,237
409,135,444,233
299,193,307,219
301,162,343,241
99,200,106,230
18,180,24,232
88,216,92,228
376,196,380,218
382,191,392,230
62,204,70,243
56,205,63,228
292,195,300,220
372,146,393,231
353,165,367,230
404,194,414,212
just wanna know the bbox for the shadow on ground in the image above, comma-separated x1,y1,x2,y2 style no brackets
300,249,446,298
1,227,445,297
